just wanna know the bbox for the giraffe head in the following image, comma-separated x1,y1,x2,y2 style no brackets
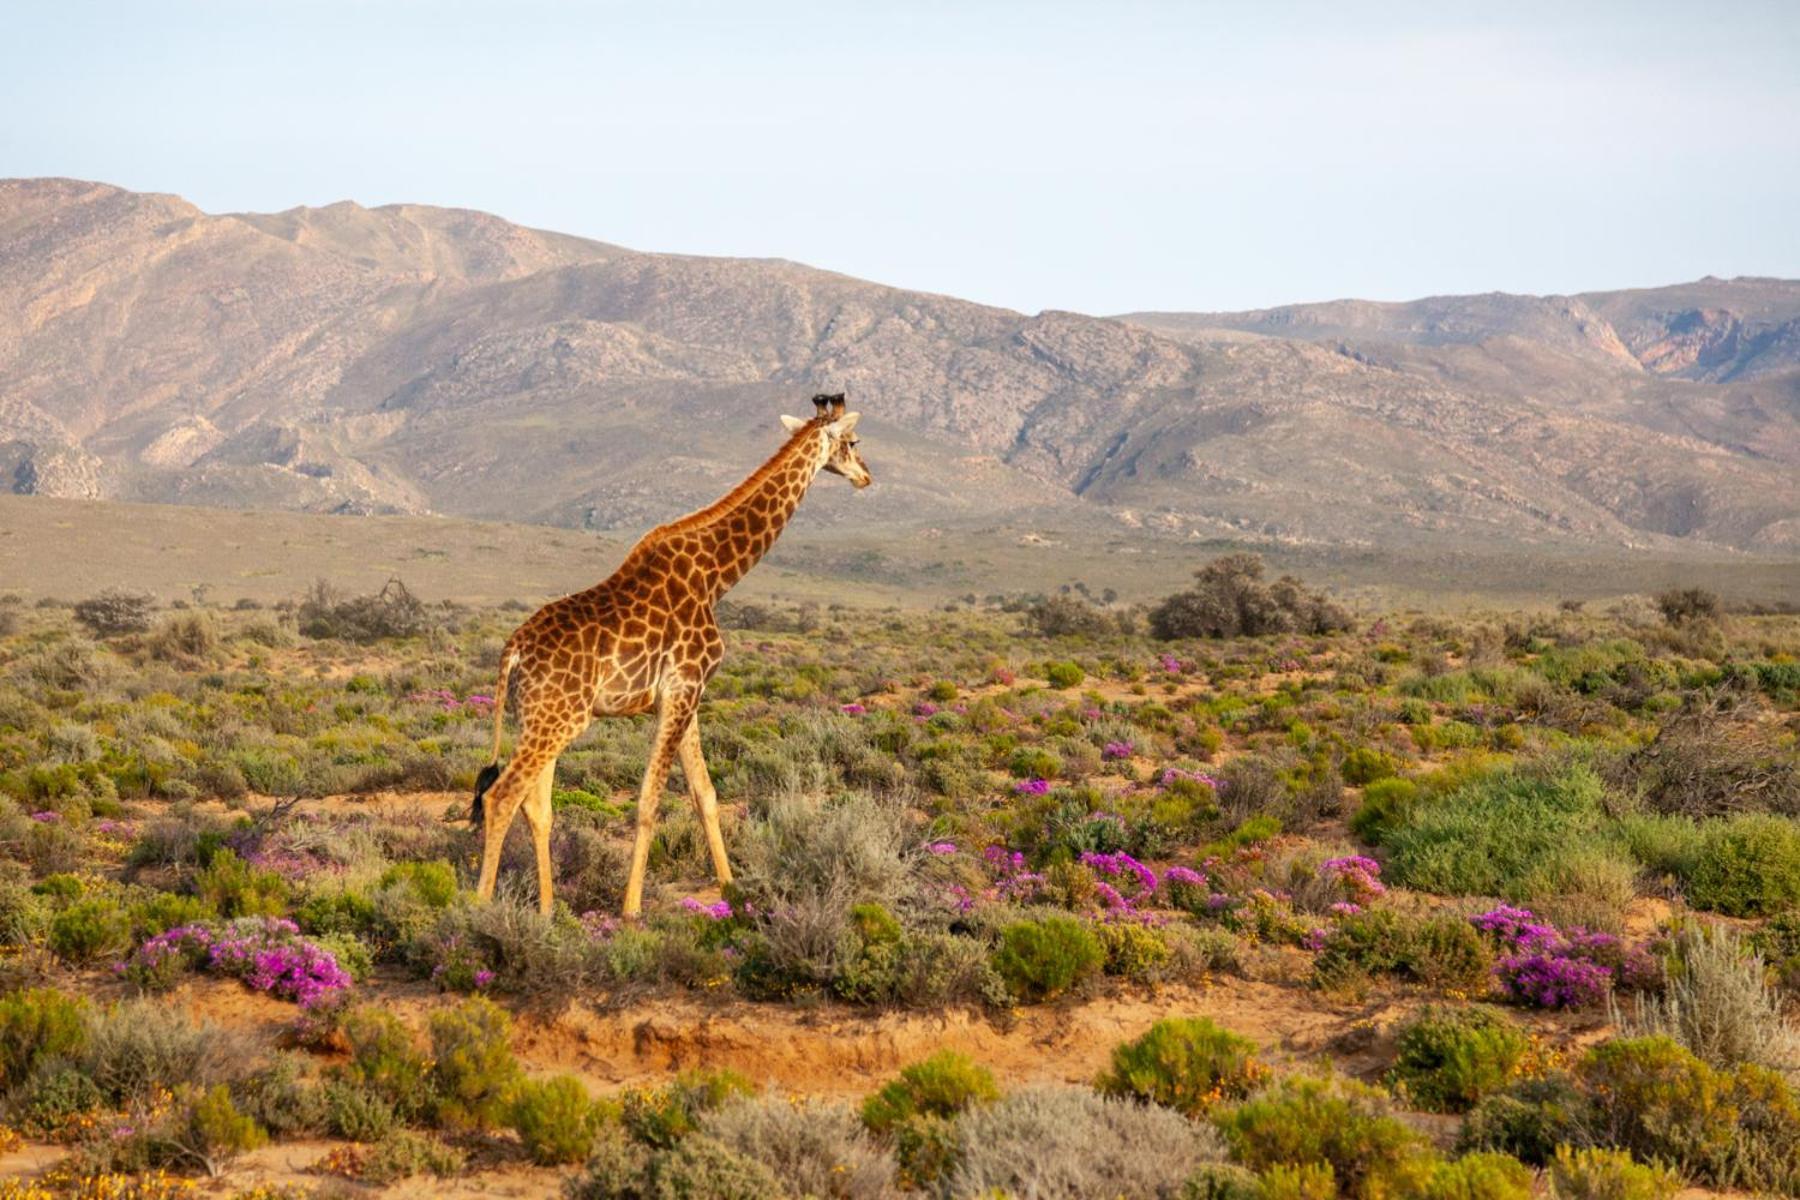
782,393,871,489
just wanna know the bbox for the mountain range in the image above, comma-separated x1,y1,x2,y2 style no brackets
3,177,1798,556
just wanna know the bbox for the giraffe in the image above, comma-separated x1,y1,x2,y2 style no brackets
470,393,871,917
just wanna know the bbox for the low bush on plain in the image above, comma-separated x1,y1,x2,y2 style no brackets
991,915,1104,1001
1389,1006,1528,1113
1095,1016,1263,1115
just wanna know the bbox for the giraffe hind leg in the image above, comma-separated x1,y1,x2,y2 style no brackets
519,762,558,916
474,758,530,902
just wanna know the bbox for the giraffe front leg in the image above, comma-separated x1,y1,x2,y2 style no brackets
677,716,732,887
622,689,698,918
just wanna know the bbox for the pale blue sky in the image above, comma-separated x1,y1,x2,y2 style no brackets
5,1,1797,314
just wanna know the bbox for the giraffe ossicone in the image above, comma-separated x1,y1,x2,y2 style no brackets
471,394,872,916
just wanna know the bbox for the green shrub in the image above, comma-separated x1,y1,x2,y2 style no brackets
1390,1007,1528,1113
623,1068,756,1150
1310,908,1414,988
1547,1147,1678,1200
357,1128,467,1185
0,987,88,1089
1382,763,1635,904
312,930,374,982
48,897,130,963
0,879,51,948
992,915,1104,1001
1008,746,1062,779
427,995,521,1131
1095,1017,1263,1115
891,1114,959,1190
1199,814,1282,860
1214,1074,1433,1200
1259,1162,1338,1200
233,1053,329,1138
1096,921,1173,981
339,1005,433,1120
1684,814,1800,917
1457,1073,1593,1166
323,1079,398,1141
1577,1037,1729,1175
17,1065,105,1134
130,892,216,936
379,860,459,909
1182,1163,1264,1200
1045,661,1086,689
1577,1035,1800,1190
1348,778,1419,845
862,1049,999,1135
833,901,905,1004
167,1083,266,1177
1341,747,1397,786
1416,1153,1534,1200
296,886,380,940
509,1074,605,1165
193,848,289,918
1407,915,1496,993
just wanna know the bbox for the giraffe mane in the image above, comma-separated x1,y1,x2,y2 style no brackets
635,416,826,547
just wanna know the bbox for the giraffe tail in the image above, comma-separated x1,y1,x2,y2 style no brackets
470,648,520,825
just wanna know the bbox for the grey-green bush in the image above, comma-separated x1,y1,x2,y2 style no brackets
946,1086,1227,1200
703,1096,899,1199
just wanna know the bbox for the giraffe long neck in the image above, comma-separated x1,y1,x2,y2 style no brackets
638,423,830,605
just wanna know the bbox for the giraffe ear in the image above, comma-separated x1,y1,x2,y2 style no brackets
780,414,808,432
827,412,860,436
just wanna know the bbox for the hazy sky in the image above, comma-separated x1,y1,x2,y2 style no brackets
5,1,1797,314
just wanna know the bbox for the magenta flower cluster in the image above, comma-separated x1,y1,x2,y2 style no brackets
1319,856,1387,903
1469,904,1557,946
1159,767,1224,792
1014,778,1051,796
1470,904,1656,1009
981,845,1050,904
1101,741,1135,761
123,918,350,1008
1079,850,1157,897
680,897,734,920
580,911,622,940
839,703,867,716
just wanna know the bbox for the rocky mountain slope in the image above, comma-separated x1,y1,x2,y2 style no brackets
3,177,1797,554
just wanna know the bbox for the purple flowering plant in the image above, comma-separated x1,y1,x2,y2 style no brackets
1470,904,1659,1009
121,917,351,1008
680,896,735,921
1319,856,1387,904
